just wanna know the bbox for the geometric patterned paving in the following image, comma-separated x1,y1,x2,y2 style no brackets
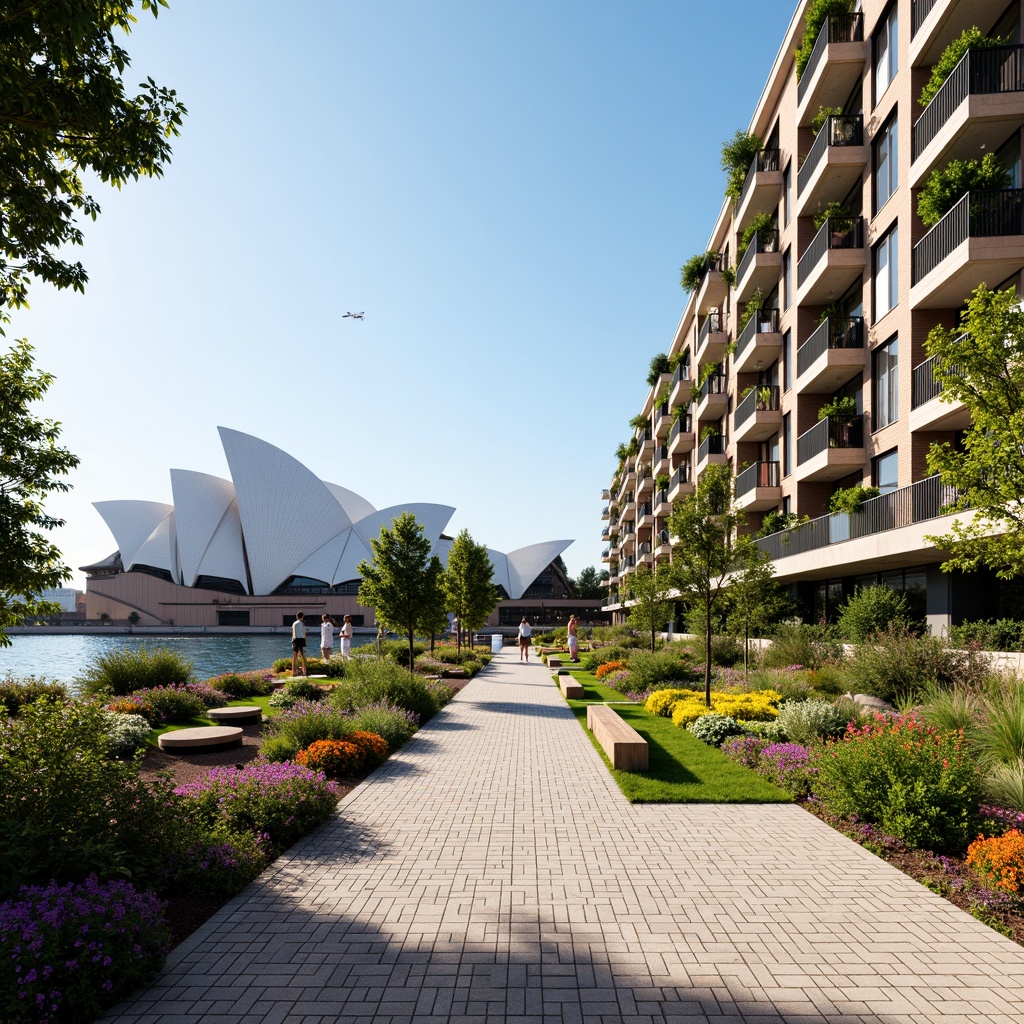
102,648,1024,1023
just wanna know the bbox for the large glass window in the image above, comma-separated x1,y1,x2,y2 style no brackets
873,335,898,429
874,114,898,213
872,448,899,493
783,161,792,226
874,224,898,320
782,412,791,477
782,246,792,310
783,329,792,392
874,4,898,103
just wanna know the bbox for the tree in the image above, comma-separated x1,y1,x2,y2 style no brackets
572,566,606,600
925,285,1024,578
417,557,448,654
726,540,788,674
358,512,436,673
0,1,187,311
666,463,748,705
624,563,675,651
443,530,497,656
0,341,80,645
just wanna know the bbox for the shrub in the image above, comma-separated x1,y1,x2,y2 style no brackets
334,658,439,723
948,619,1024,652
709,634,743,667
377,639,428,668
428,681,457,707
347,702,419,752
794,0,854,79
116,684,207,725
775,698,857,744
346,730,389,769
757,742,817,797
207,670,276,698
919,28,1005,107
722,735,770,769
259,700,354,761
174,761,341,850
813,714,980,852
0,698,176,899
180,681,229,708
0,675,68,717
837,585,912,643
966,830,1024,893
670,689,782,728
595,660,627,680
917,152,1012,227
627,648,701,691
0,876,170,1024
645,688,701,717
721,129,762,202
77,646,193,697
846,624,983,703
158,823,270,898
680,250,721,292
102,711,152,756
296,739,364,778
736,718,785,742
278,678,327,701
762,623,843,670
688,713,743,747
580,645,633,672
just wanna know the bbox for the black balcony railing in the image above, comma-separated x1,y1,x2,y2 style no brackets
698,310,726,348
913,46,1024,160
695,251,731,291
738,148,782,208
671,464,692,490
756,474,963,560
911,336,967,408
735,307,781,363
736,460,780,497
655,487,668,507
671,360,691,388
735,384,781,429
637,502,651,519
737,227,780,283
601,547,610,559
797,414,863,464
798,13,864,103
798,115,864,195
699,373,727,401
669,415,692,447
697,434,726,462
796,316,864,377
913,190,1024,284
797,217,864,287
911,0,937,37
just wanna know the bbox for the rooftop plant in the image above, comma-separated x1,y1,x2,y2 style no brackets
794,0,854,79
680,250,720,292
919,27,1005,108
646,352,671,386
917,153,1012,228
721,130,762,202
629,411,649,431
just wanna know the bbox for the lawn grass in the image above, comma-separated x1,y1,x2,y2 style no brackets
147,694,275,746
569,702,791,803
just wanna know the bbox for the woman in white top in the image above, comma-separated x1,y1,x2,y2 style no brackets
320,614,335,662
339,614,354,659
518,617,532,662
290,612,308,677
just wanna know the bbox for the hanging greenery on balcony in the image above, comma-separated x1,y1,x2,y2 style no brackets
680,250,720,292
918,27,1006,108
828,485,879,515
720,130,762,203
812,200,854,231
738,212,776,258
817,395,857,419
629,411,649,431
810,104,843,136
794,0,854,80
917,153,1012,227
646,352,671,386
737,287,766,332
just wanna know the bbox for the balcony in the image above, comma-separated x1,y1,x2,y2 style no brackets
652,487,670,517
736,228,781,304
654,401,671,439
639,427,655,458
795,316,865,393
911,0,1007,67
655,529,672,560
733,385,782,443
667,463,694,502
652,443,669,476
601,488,610,501
618,469,635,500
601,505,610,520
796,217,865,306
912,45,1024,185
601,547,611,562
696,433,728,475
622,491,636,518
696,372,729,421
796,116,866,215
735,149,783,233
734,460,782,512
668,414,695,456
668,360,692,408
733,307,782,374
757,474,962,562
636,501,652,531
910,347,971,432
695,252,731,314
911,190,1024,308
795,415,865,482
796,14,867,125
695,310,728,368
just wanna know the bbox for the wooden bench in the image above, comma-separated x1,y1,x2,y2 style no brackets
547,656,563,668
559,674,584,699
586,705,648,771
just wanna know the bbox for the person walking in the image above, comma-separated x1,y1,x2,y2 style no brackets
339,614,354,660
320,613,335,663
291,611,308,677
518,616,532,662
567,614,579,663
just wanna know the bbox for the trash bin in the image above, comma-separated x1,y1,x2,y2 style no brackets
490,633,503,654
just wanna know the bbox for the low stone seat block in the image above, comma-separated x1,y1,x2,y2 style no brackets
548,657,563,668
559,676,584,699
208,705,262,724
586,704,648,771
158,726,243,752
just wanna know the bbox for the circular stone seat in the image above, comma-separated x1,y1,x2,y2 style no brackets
207,705,262,724
158,726,243,752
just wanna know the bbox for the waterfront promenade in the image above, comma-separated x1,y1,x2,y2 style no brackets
104,648,1024,1023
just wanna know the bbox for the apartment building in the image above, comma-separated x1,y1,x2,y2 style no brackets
601,0,1024,632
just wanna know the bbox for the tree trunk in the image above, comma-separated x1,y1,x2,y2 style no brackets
408,627,416,678
704,605,712,707
744,621,749,676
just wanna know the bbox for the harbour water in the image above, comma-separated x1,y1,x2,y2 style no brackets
0,633,375,685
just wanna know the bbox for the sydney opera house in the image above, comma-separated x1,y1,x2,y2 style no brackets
83,428,603,630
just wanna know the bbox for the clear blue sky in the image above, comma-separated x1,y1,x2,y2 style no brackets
15,0,794,588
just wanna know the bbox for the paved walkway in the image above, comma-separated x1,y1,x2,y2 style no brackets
104,648,1024,1023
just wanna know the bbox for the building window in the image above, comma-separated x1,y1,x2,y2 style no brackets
783,161,792,226
874,223,898,320
874,4,898,103
873,335,898,429
782,246,792,310
782,412,791,477
872,448,899,494
874,114,898,213
783,329,792,392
